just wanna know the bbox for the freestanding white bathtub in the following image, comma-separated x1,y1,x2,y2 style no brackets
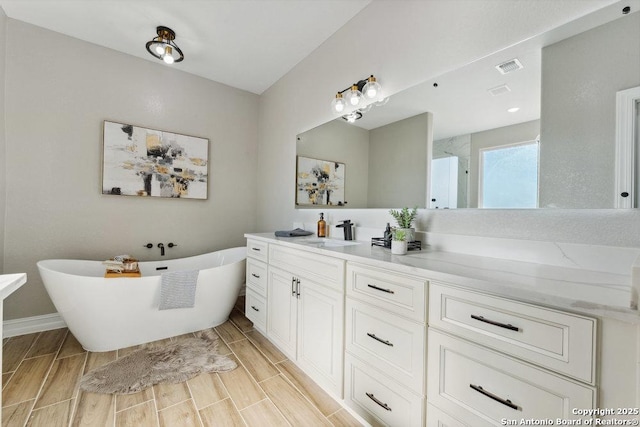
37,247,246,352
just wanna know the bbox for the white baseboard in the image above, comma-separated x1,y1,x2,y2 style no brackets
3,313,67,338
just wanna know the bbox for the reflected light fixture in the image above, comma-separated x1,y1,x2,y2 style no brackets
145,26,184,64
343,111,363,123
331,75,385,120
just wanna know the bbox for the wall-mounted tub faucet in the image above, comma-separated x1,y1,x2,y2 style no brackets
143,242,177,256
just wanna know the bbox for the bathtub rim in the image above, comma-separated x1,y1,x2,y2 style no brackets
37,246,247,278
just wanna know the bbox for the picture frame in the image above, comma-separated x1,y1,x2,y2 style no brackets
295,155,346,206
102,120,209,199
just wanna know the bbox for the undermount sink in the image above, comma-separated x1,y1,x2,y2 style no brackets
301,238,361,248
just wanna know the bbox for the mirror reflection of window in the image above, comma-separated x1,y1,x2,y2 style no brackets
479,140,539,208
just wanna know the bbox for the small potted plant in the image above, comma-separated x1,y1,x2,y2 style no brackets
388,206,418,242
391,228,408,255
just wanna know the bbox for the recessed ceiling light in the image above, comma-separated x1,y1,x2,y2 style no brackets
507,107,520,113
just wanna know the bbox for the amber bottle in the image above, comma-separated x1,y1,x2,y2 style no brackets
317,213,327,237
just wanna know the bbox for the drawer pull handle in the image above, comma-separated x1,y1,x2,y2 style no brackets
291,277,297,296
251,273,260,279
470,384,518,410
367,284,395,294
367,333,393,347
365,392,392,411
471,314,519,332
251,305,259,312
251,247,261,252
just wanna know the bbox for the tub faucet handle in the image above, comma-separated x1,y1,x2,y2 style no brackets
144,243,153,249
168,243,177,248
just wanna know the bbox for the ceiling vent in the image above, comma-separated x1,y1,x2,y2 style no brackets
495,58,523,74
488,84,511,96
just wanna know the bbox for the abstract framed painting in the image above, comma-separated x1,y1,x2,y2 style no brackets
102,121,209,199
296,156,346,206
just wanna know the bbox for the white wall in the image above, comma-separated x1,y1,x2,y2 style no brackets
256,0,640,247
540,12,640,208
3,20,259,320
0,6,6,274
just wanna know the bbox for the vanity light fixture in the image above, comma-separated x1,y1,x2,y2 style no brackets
145,26,184,64
331,75,385,117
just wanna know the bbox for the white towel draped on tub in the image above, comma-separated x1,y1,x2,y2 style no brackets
159,270,199,310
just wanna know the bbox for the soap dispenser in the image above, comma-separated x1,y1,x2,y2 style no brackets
383,223,392,246
317,213,327,237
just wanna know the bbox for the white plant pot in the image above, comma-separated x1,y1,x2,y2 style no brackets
391,240,408,255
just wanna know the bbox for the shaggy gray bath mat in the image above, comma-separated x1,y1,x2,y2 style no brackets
79,329,237,394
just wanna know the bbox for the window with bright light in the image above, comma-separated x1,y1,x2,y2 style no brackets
479,140,539,208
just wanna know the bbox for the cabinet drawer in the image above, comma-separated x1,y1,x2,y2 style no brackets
345,354,424,427
269,244,345,291
245,288,266,333
427,330,596,426
347,263,427,322
426,403,469,427
429,282,596,384
246,258,267,295
246,239,268,263
345,298,425,394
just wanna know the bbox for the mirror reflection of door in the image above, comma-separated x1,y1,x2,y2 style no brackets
431,157,458,209
479,140,540,208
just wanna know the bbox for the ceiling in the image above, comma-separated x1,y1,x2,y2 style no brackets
347,0,636,140
0,0,372,95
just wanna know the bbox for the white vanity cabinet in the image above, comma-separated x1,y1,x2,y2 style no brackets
343,262,428,427
244,233,640,427
266,244,346,396
427,282,598,426
245,239,268,333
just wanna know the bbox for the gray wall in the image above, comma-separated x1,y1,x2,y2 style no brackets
540,12,640,208
0,7,6,274
3,20,259,320
469,120,540,207
296,120,369,208
368,113,430,208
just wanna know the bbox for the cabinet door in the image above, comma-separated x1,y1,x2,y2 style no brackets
266,267,297,359
297,279,344,397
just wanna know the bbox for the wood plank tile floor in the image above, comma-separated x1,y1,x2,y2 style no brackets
1,297,363,427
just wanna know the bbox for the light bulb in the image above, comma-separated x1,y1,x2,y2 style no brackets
374,96,390,107
154,43,165,56
163,46,174,64
331,93,346,114
362,76,381,100
347,85,363,107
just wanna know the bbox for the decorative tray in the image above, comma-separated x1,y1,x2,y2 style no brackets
371,237,421,251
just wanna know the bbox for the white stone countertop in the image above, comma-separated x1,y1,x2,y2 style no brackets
245,233,638,324
0,273,27,301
